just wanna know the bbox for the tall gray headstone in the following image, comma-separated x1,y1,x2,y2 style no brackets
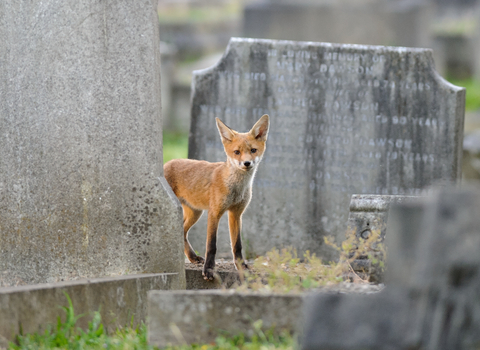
189,38,465,260
0,1,185,287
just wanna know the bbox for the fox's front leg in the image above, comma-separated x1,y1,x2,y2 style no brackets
203,209,224,280
228,208,248,270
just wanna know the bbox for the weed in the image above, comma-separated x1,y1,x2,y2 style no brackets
162,321,295,350
236,247,339,293
9,293,152,350
236,231,385,293
338,228,386,282
8,293,294,350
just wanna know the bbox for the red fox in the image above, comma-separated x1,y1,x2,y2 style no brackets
164,115,270,280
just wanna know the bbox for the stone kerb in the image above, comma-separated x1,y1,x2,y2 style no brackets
0,1,185,287
188,37,465,260
148,290,305,347
147,284,384,347
0,273,178,344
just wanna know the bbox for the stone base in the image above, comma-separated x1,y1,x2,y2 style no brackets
0,273,178,343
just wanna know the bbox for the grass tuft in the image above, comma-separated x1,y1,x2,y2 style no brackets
236,231,385,293
8,292,294,350
162,324,295,350
9,293,153,350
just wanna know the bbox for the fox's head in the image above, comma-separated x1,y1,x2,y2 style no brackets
216,114,270,172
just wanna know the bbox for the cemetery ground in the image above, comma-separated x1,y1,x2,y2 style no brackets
3,222,382,349
9,308,295,350
8,304,295,350
2,85,475,349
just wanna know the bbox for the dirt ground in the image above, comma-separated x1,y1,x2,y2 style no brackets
185,258,246,273
185,259,384,294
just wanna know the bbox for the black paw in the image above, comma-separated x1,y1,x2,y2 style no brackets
187,254,205,264
202,267,215,281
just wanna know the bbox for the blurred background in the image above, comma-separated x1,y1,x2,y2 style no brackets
158,0,480,181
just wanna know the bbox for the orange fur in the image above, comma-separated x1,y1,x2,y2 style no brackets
164,115,270,280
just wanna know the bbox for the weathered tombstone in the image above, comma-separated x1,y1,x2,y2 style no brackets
387,186,480,349
301,288,424,350
302,186,480,350
412,187,480,349
346,194,416,282
411,187,480,288
346,194,417,241
0,0,185,287
385,198,429,286
188,37,465,260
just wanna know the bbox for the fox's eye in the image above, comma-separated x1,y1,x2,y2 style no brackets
234,150,240,155
251,148,257,153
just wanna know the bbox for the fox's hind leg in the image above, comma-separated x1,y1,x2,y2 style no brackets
182,204,204,264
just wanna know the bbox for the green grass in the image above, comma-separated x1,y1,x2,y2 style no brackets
8,293,294,350
9,294,153,350
163,324,295,350
7,229,382,350
448,78,480,112
163,132,188,164
236,231,384,294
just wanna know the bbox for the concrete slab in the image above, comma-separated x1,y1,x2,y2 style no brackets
0,273,178,343
148,290,304,347
147,284,383,347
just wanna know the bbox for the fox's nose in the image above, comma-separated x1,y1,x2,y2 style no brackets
244,161,251,167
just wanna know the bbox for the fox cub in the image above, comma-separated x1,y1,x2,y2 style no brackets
164,115,270,280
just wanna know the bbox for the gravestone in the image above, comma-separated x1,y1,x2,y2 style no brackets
347,194,417,241
188,38,465,260
302,186,480,350
385,199,429,286
0,0,185,287
301,288,424,350
346,194,416,282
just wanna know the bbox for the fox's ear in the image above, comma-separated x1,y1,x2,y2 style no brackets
250,114,269,141
216,118,236,142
